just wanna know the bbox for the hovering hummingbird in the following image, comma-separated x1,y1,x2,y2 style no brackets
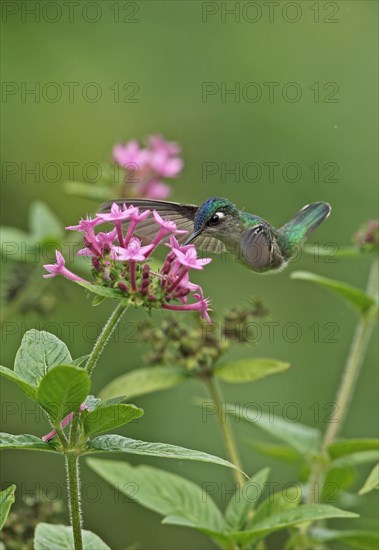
101,198,331,273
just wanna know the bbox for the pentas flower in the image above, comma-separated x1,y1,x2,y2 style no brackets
113,135,184,200
43,203,212,321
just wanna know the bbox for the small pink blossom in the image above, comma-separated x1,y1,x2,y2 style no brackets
43,251,86,283
97,202,137,224
138,180,171,199
66,217,102,247
148,134,181,156
112,238,152,262
122,206,151,246
153,211,187,234
173,247,212,270
113,140,150,169
149,150,183,178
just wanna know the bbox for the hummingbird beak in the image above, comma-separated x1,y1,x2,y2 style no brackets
183,230,202,245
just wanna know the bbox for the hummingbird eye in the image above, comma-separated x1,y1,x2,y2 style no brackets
208,211,225,226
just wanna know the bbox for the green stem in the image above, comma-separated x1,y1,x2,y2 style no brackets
65,454,83,550
204,376,245,487
322,258,378,448
85,301,128,378
306,258,378,507
65,300,129,549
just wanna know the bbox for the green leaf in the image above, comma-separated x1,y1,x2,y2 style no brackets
244,439,302,463
92,295,105,306
0,227,36,262
29,201,63,240
37,365,90,423
71,355,90,368
228,406,321,455
76,281,128,301
323,464,356,497
291,271,376,314
99,366,188,401
303,244,362,258
34,523,110,549
86,435,246,476
224,468,270,530
215,358,290,383
358,463,379,495
87,459,225,533
247,486,301,529
328,439,379,460
333,450,379,468
0,485,15,531
161,515,231,545
0,365,37,400
82,404,143,437
310,527,379,550
14,330,72,387
229,504,359,545
0,433,58,453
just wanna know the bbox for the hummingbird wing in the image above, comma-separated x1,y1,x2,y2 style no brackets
240,224,274,270
100,199,197,245
100,199,227,253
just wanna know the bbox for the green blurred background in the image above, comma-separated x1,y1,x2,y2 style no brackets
1,1,378,548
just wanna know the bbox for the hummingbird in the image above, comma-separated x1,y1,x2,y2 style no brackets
101,198,331,273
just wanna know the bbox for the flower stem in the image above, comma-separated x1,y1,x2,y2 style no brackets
65,454,83,550
85,301,128,378
307,257,378,506
204,376,245,487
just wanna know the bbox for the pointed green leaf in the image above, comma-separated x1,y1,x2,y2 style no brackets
0,227,36,262
228,406,321,455
0,365,37,400
247,487,301,529
34,523,110,549
86,435,246,476
244,439,302,463
76,281,128,301
215,358,290,383
333,450,379,468
92,295,105,307
291,271,376,314
328,439,379,460
161,515,232,545
358,463,379,495
14,330,72,387
310,527,379,550
224,468,270,530
88,459,225,533
0,433,58,453
37,365,90,423
322,465,356,497
82,404,143,437
303,245,362,258
0,485,15,531
29,201,63,240
230,504,359,545
99,366,188,401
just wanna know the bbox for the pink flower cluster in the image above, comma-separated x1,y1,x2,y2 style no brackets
43,203,212,322
113,135,183,199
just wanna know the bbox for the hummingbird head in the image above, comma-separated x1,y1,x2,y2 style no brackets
184,197,240,245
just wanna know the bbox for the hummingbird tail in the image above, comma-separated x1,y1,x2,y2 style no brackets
279,202,331,250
